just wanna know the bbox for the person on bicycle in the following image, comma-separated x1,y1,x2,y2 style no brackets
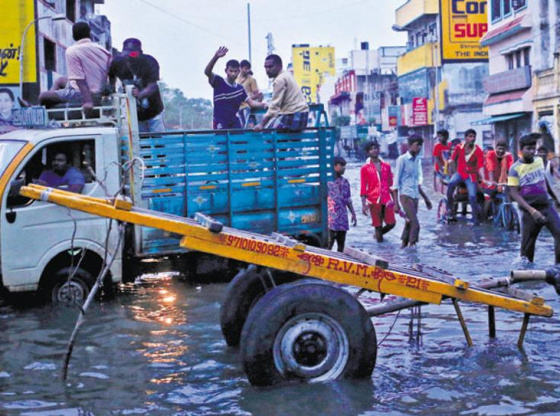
508,133,560,264
482,140,514,218
433,129,450,189
446,129,485,225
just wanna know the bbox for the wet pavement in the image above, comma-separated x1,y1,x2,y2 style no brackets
2,160,560,415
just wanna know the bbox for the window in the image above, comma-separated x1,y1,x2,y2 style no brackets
506,54,514,70
523,48,530,66
8,140,96,207
504,47,530,70
44,39,56,71
493,0,525,21
66,0,76,22
515,50,522,68
492,0,501,21
512,0,526,11
503,0,511,16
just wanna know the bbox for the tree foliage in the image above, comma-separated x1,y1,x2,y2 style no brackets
159,82,213,130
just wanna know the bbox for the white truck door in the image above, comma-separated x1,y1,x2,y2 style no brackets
0,135,119,292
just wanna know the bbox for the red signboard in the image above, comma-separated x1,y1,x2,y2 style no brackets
412,97,428,126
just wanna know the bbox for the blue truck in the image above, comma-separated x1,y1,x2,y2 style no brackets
0,92,335,301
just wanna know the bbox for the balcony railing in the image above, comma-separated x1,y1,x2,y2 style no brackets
397,43,438,76
483,66,532,95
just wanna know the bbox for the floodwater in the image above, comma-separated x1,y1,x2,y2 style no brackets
2,161,560,415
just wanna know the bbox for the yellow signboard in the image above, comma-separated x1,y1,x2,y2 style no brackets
292,46,335,104
1,0,37,84
439,0,489,63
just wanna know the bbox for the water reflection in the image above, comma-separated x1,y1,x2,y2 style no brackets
2,162,560,414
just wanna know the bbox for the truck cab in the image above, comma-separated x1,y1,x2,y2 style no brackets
0,126,122,300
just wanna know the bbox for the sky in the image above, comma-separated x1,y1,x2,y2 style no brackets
98,0,407,101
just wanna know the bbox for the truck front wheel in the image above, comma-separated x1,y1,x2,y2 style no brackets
240,279,377,386
47,267,95,304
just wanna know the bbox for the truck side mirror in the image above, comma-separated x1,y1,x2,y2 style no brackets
8,179,23,199
6,207,16,223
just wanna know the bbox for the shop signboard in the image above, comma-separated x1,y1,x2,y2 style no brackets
439,0,489,63
1,0,37,85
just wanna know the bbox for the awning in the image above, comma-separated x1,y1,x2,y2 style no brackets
471,113,526,126
480,16,528,46
329,92,351,105
484,89,526,106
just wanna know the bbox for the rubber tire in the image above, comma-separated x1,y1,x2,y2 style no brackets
220,267,299,347
240,279,377,387
503,204,519,232
47,267,95,305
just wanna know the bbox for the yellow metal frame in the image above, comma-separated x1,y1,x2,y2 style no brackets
19,184,553,318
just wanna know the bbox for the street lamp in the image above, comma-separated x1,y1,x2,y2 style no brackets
19,13,66,98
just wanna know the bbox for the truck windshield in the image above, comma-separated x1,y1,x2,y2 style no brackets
0,141,26,178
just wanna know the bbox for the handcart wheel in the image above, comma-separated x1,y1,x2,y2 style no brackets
240,279,376,386
220,266,299,346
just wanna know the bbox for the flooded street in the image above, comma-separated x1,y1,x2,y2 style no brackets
2,161,560,415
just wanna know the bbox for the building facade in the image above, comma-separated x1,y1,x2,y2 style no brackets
531,1,560,154
395,0,489,155
478,0,533,153
329,44,404,130
2,0,111,103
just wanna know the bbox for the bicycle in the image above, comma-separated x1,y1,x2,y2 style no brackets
489,191,520,233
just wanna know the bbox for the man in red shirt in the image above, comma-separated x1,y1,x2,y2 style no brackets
361,141,395,242
484,140,514,195
447,129,486,225
433,129,450,191
481,139,514,218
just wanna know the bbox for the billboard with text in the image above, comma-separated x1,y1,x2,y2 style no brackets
1,0,37,85
292,45,335,104
439,0,489,63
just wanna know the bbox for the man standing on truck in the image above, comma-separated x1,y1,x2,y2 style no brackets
237,59,262,128
508,133,560,264
36,150,85,194
29,22,111,114
253,54,309,132
361,141,395,242
109,38,166,132
328,156,357,252
205,47,266,130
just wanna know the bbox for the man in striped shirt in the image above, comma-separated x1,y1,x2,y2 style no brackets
508,133,560,263
205,47,265,129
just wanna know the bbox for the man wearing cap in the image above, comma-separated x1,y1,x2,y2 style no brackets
35,22,111,113
109,38,166,132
